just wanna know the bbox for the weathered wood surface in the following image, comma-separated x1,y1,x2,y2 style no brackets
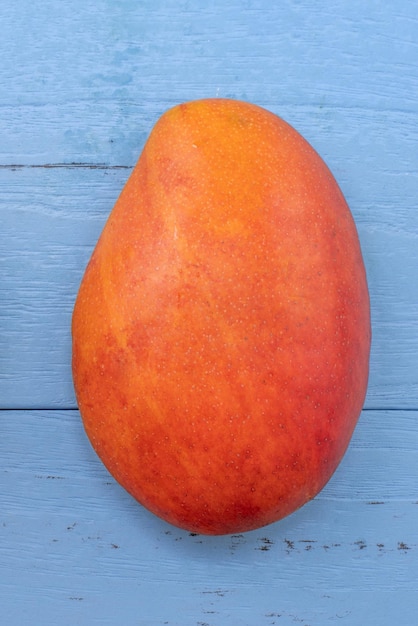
1,409,417,624
1,0,417,624
1,160,417,410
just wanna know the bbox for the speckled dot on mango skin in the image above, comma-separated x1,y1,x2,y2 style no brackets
72,98,371,535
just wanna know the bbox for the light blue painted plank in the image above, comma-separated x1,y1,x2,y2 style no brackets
1,167,129,407
0,1,417,164
1,410,417,625
2,410,417,502
1,166,417,408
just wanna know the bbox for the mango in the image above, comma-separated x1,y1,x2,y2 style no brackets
72,98,371,535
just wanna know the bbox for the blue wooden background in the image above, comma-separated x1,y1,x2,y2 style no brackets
1,1,417,624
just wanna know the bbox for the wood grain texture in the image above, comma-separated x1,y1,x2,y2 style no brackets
1,0,417,624
1,410,417,625
1,166,417,409
1,0,417,165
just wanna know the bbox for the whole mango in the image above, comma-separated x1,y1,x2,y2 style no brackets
72,98,371,535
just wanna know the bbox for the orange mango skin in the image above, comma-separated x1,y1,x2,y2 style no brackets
72,98,371,535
